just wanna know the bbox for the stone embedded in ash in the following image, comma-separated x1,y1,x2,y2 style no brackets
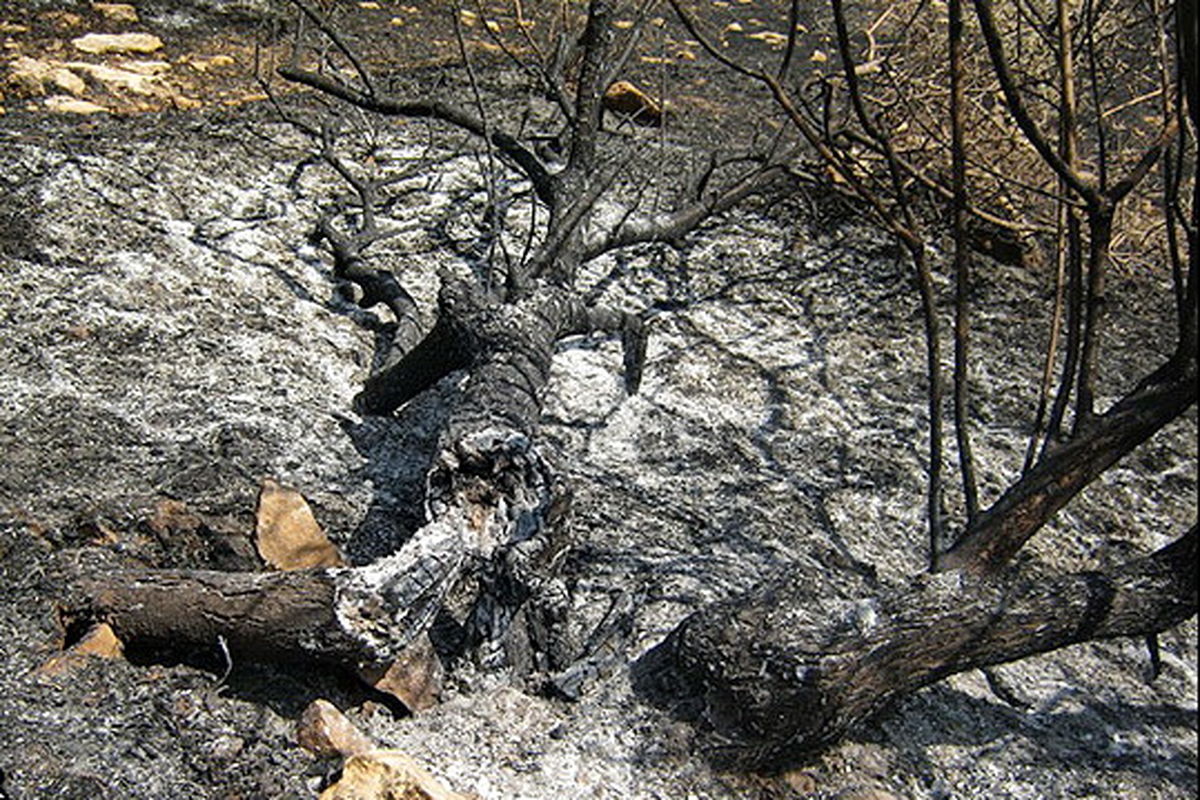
319,750,474,800
255,477,344,570
92,3,140,24
6,56,86,97
148,497,202,534
43,95,108,114
36,622,125,679
64,61,167,96
71,32,164,55
602,80,663,126
357,633,444,712
297,699,374,758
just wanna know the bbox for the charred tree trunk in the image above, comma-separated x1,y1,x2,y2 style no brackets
636,527,1197,771
70,277,592,668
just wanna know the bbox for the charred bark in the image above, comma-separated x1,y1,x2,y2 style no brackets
939,356,1196,574
635,527,1197,771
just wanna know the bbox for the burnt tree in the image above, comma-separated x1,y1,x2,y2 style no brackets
638,0,1197,768
71,1,789,673
69,0,1195,772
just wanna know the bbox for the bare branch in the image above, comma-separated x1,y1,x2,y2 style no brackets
287,0,378,98
949,0,979,523
973,0,1099,204
277,65,557,207
583,163,791,258
939,357,1196,575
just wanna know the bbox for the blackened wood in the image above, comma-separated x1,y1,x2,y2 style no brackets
638,527,1197,771
356,314,473,416
74,568,371,663
939,362,1196,574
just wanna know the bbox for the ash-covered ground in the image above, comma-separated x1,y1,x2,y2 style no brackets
0,2,1196,799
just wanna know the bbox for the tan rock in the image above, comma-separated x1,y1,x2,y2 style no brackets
92,3,140,24
71,32,164,55
52,68,87,96
297,699,374,758
118,59,172,75
148,497,201,533
602,80,663,127
7,56,55,96
65,61,164,95
255,477,343,570
747,30,788,49
0,21,29,35
74,622,124,658
37,622,124,678
357,634,443,712
783,770,818,793
44,95,108,114
170,94,202,110
188,54,235,73
7,57,87,97
319,751,473,800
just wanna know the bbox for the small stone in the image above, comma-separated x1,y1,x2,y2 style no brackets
357,634,443,712
6,58,86,97
44,95,108,114
811,49,828,63
784,770,818,793
52,68,87,96
0,21,29,34
118,59,172,75
189,54,236,72
255,477,343,570
65,62,163,95
92,3,140,24
7,56,56,97
297,699,374,758
72,32,164,55
319,751,473,800
37,622,124,678
747,30,788,48
74,622,124,658
148,497,201,534
836,787,904,800
170,94,202,110
602,80,663,127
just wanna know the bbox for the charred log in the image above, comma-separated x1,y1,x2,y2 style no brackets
635,526,1197,771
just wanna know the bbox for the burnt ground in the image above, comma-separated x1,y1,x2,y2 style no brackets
1,2,1197,799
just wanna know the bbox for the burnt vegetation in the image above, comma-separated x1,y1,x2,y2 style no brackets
67,0,1196,772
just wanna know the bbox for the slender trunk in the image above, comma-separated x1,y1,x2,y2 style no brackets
1073,204,1114,431
1043,211,1084,449
949,0,979,521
